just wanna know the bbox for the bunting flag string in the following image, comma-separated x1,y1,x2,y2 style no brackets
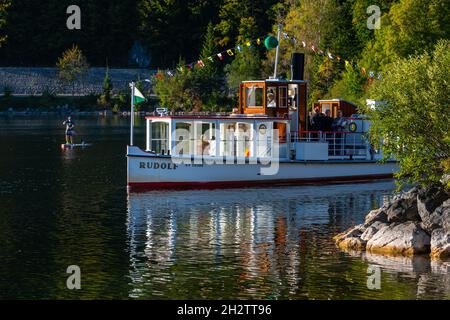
154,30,380,81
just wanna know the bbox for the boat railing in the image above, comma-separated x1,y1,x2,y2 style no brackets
291,131,370,159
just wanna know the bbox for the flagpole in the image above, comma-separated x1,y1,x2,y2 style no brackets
130,82,135,146
273,24,282,79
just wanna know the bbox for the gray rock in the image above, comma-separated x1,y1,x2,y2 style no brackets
417,185,449,228
361,221,388,241
386,192,419,223
366,222,431,255
364,208,388,225
420,199,450,233
430,228,450,260
333,224,367,251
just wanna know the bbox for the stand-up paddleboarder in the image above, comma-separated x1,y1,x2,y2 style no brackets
63,116,75,145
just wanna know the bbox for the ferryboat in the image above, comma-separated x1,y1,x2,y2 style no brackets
126,53,397,190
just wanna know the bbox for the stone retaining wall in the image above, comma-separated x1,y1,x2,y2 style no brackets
0,67,154,95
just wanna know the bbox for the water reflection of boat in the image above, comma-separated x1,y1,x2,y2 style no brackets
126,182,396,298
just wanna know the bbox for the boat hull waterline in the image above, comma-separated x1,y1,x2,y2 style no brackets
127,146,397,190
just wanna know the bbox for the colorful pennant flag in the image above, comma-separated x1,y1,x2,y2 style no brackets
151,31,380,83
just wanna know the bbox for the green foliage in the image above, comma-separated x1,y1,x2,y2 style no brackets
138,0,220,67
360,0,450,71
0,0,10,47
351,0,396,52
98,68,113,109
152,23,229,112
0,95,98,111
56,45,89,95
225,48,262,90
270,0,358,100
328,65,367,104
363,40,450,188
215,0,278,47
152,67,200,112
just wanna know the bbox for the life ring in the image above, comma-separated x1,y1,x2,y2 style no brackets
349,122,357,132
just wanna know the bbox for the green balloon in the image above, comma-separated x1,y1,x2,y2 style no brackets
265,36,279,50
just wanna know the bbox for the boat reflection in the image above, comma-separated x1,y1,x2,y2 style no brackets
126,182,401,299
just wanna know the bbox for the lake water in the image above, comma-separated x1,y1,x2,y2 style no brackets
0,116,449,300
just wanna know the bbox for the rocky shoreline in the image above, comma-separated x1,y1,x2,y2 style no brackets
334,180,450,260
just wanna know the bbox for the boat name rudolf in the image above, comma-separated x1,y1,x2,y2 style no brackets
139,162,178,170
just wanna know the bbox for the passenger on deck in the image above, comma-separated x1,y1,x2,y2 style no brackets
311,106,325,131
323,109,333,132
332,110,347,131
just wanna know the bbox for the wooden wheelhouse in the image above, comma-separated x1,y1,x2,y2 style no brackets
238,79,308,137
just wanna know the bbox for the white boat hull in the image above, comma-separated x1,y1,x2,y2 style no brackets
127,146,397,189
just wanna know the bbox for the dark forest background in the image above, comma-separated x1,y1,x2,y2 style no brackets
0,0,449,103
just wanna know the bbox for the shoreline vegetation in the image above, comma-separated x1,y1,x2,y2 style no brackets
0,94,160,115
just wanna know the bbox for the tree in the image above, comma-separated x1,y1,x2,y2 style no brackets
152,68,199,112
56,45,89,95
138,0,220,67
225,47,262,91
271,0,357,101
152,22,231,112
97,67,113,109
363,40,450,188
0,0,10,47
359,0,450,71
328,64,367,103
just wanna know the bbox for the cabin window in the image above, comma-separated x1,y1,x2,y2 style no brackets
279,87,287,108
151,122,169,155
246,86,264,108
220,123,236,156
267,87,277,108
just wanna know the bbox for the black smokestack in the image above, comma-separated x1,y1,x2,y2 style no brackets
291,53,305,81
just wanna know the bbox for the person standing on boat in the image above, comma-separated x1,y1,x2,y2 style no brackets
323,109,333,132
332,110,347,131
310,106,325,140
63,116,75,145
